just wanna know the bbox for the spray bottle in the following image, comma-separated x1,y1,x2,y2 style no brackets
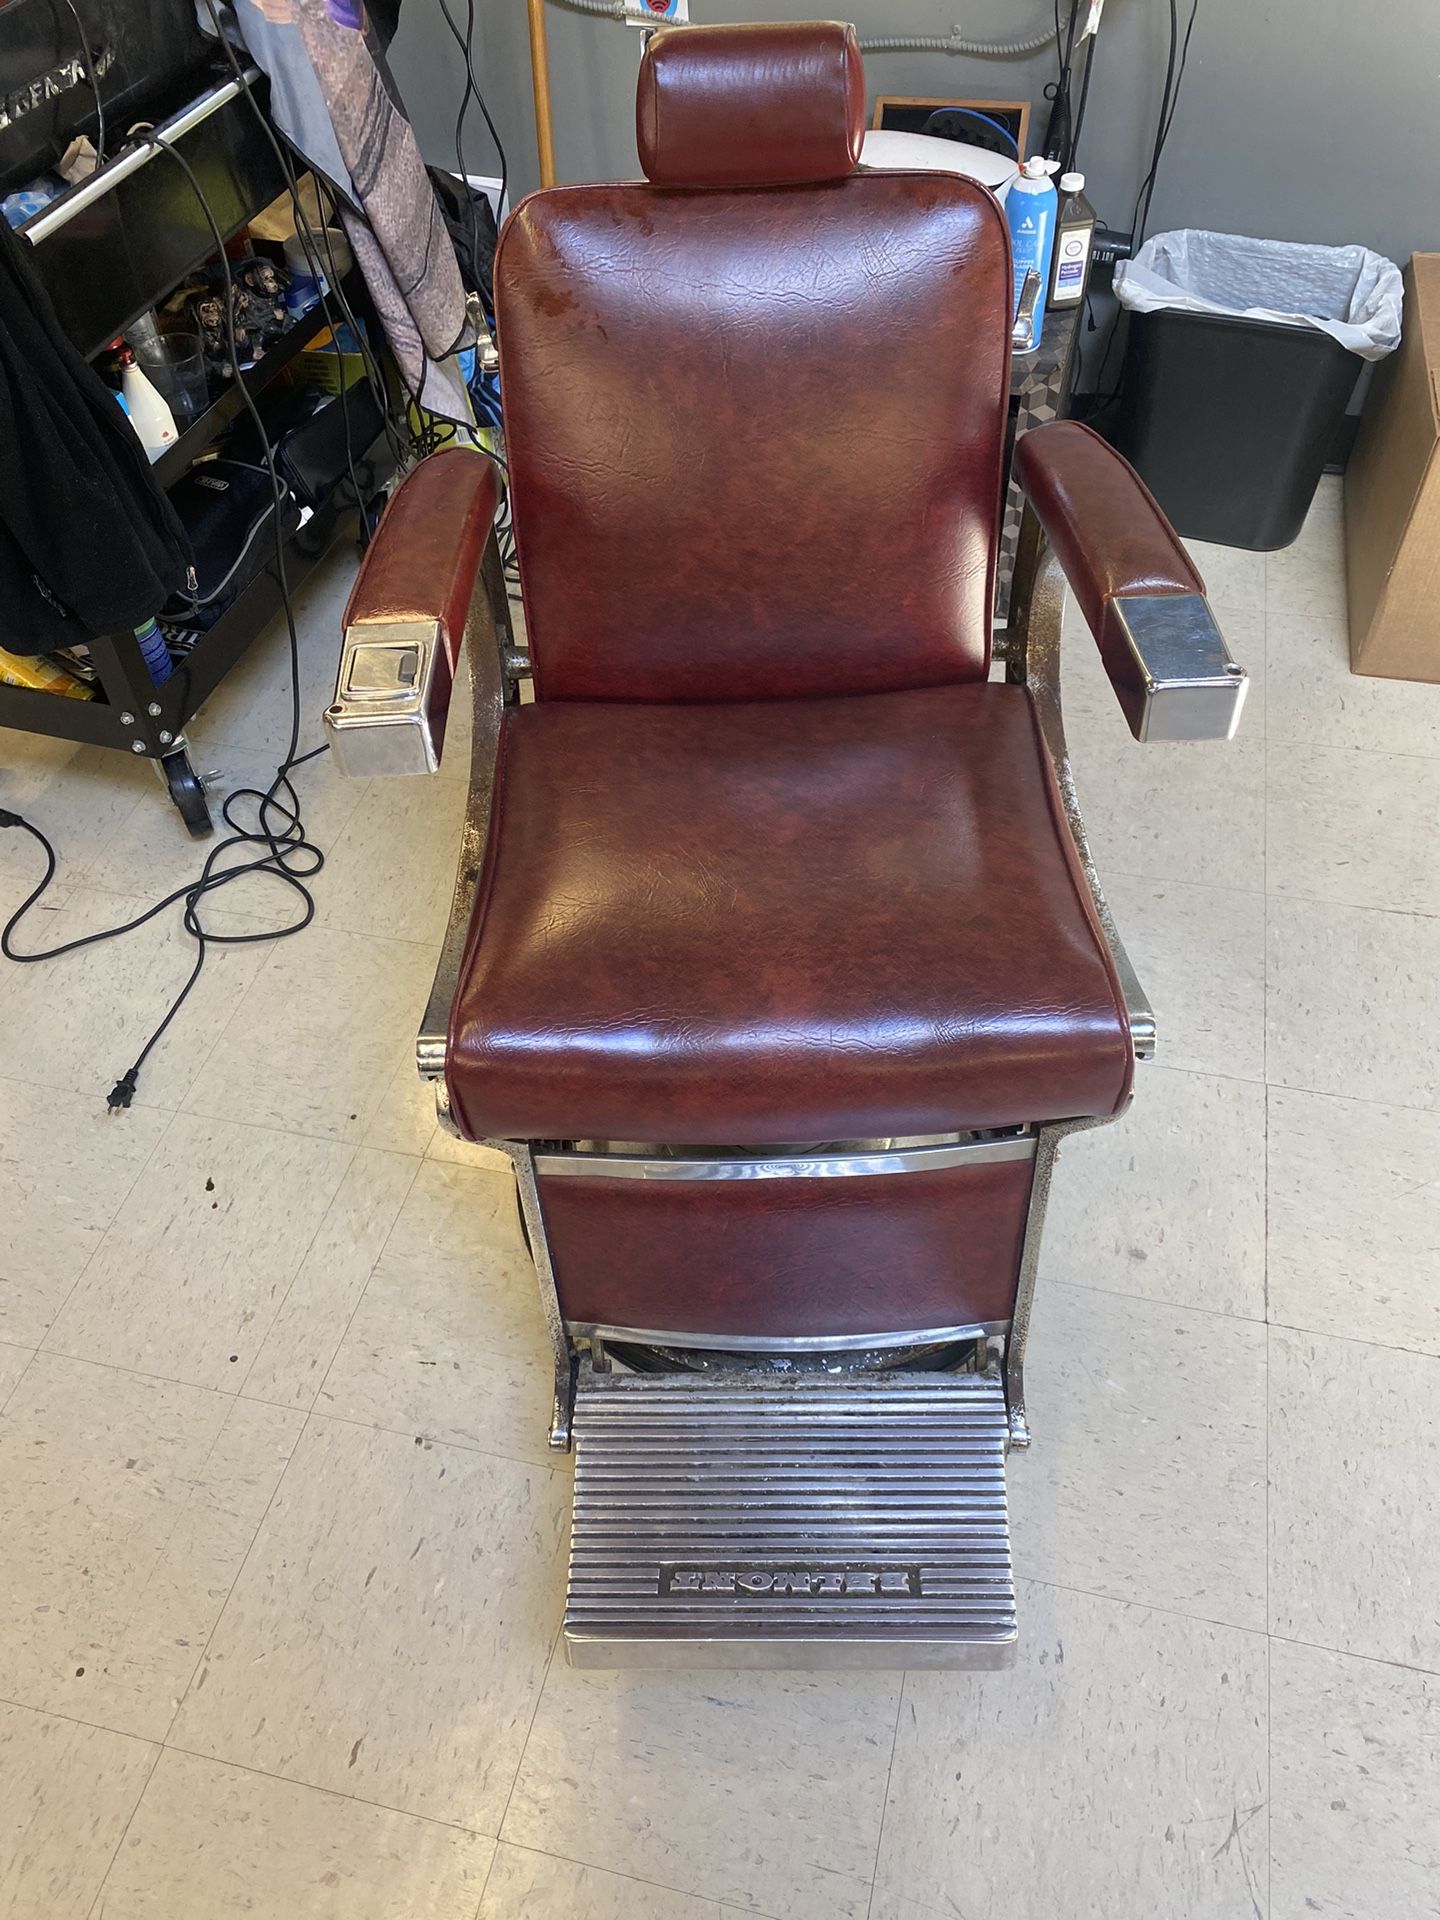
115,342,178,460
1007,158,1060,353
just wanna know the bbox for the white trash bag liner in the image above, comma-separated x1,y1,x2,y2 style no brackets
1114,229,1403,362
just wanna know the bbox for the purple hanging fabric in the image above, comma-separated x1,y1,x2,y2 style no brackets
205,0,474,421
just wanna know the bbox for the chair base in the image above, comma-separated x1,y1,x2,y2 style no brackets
563,1360,1017,1670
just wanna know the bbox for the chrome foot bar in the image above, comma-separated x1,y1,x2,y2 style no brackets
564,1361,1016,1670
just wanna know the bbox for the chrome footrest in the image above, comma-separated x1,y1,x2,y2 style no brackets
564,1363,1017,1670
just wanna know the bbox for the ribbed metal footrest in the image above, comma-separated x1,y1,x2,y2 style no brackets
564,1365,1017,1670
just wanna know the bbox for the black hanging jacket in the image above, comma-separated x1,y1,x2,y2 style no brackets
0,213,191,656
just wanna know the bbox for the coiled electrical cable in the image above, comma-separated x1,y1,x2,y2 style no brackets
550,0,1059,57
858,23,1059,56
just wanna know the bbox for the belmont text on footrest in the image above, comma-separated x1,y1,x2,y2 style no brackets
564,1362,1017,1670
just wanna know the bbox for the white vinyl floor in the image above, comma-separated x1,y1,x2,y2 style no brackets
2,477,1440,1918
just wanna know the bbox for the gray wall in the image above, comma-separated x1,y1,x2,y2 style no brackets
390,0,1440,267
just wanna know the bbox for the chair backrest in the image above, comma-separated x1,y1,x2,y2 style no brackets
496,20,1013,703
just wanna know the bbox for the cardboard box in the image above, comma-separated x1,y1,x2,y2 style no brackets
1345,254,1440,681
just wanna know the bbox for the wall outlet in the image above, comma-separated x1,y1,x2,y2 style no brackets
1092,226,1134,268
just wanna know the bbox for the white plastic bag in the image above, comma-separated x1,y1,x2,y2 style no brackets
1114,229,1403,361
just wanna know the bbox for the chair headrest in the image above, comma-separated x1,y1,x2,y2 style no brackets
636,21,865,189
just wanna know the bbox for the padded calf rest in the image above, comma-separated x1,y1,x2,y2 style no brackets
446,682,1134,1145
538,1150,1035,1341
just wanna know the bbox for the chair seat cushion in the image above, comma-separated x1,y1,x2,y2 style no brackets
446,684,1134,1144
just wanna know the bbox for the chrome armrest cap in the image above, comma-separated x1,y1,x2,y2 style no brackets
1110,594,1249,744
324,618,447,778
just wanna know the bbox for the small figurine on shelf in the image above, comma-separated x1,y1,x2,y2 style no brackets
189,257,289,380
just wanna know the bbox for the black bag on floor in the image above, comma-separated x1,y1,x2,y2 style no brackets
161,460,296,631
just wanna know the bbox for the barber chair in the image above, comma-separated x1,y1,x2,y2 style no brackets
325,21,1246,1671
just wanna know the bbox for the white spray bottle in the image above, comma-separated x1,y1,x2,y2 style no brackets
116,343,178,460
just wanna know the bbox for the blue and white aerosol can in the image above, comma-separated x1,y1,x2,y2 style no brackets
1007,157,1060,353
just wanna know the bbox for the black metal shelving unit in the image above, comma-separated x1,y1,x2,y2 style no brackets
2,67,383,835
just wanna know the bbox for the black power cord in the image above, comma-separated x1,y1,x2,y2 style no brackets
1131,0,1200,250
1043,0,1082,166
1088,0,1201,412
1068,26,1098,170
1,132,332,1110
59,0,106,168
0,752,325,1108
433,0,509,323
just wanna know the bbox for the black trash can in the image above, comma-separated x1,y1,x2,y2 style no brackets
1115,309,1360,550
1109,230,1402,552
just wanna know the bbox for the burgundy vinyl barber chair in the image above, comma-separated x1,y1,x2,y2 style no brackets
326,22,1246,1670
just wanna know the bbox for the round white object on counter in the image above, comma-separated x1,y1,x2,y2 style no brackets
860,129,1019,201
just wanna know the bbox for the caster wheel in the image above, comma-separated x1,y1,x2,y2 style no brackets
161,749,214,838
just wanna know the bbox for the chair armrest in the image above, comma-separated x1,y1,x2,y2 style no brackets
1013,421,1248,743
320,446,515,1086
325,447,503,776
